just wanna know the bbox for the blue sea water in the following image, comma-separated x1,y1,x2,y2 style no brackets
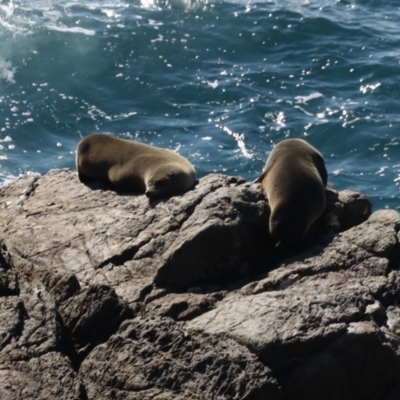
0,0,400,210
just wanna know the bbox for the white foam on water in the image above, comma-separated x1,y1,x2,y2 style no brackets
139,0,161,11
293,105,314,117
139,0,211,12
217,124,253,159
46,24,96,35
360,82,381,94
0,0,33,34
0,58,16,83
112,111,138,120
0,0,129,37
0,1,15,17
295,92,323,104
0,173,18,186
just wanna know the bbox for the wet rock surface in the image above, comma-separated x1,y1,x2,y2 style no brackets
1,168,399,399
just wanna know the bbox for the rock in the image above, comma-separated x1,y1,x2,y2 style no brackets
143,291,224,321
80,316,283,399
0,170,371,296
188,210,400,400
0,352,85,400
323,188,372,233
1,168,398,400
153,180,272,288
57,284,135,364
338,189,373,230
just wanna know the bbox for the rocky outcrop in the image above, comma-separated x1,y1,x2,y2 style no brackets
2,168,400,399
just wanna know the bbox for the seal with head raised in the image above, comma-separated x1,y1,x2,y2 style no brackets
255,138,327,248
76,133,197,199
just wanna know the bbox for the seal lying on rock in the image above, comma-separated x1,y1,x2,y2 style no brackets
76,133,197,198
255,138,327,248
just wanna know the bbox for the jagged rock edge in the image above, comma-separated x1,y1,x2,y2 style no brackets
96,187,210,269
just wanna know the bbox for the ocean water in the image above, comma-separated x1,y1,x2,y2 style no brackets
0,0,400,210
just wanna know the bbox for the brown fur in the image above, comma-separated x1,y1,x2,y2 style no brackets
76,134,196,198
255,138,327,247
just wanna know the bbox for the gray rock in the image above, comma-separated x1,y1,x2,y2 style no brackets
188,210,400,400
80,316,283,399
1,168,397,400
58,284,134,363
0,352,85,400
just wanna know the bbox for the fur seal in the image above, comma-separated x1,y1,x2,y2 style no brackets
76,133,197,198
255,138,327,248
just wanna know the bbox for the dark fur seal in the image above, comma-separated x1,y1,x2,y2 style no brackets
76,133,197,198
255,138,327,247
